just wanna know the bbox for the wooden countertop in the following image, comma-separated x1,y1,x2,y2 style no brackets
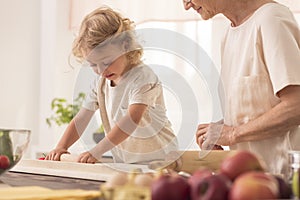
0,171,103,190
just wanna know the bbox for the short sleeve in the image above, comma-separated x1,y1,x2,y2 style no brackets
260,5,300,94
82,77,99,111
129,83,162,107
128,66,162,107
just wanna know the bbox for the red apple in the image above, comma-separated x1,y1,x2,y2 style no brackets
229,171,279,200
190,173,231,200
220,150,265,181
0,155,10,169
188,168,214,200
151,174,190,200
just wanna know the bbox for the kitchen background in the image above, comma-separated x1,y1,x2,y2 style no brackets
0,0,299,158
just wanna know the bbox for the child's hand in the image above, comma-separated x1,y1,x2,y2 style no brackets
45,148,69,161
78,151,98,163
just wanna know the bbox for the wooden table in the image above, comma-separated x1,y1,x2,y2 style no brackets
0,171,103,190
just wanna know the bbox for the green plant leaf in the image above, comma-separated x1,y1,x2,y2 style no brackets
46,93,86,127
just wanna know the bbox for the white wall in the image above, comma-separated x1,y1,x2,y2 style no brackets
0,0,40,157
0,0,83,158
37,0,98,156
37,0,85,156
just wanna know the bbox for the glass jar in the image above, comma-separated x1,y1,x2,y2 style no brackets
288,151,300,199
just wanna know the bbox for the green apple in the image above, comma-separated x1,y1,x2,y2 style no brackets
292,169,299,198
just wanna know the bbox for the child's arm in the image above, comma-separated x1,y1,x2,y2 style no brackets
45,108,95,161
77,104,147,163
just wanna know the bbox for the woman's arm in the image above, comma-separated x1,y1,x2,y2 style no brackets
78,103,148,163
197,85,300,148
233,85,300,143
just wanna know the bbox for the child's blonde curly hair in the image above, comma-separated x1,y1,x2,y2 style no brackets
72,6,143,66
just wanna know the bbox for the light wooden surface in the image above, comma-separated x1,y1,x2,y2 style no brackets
0,185,101,200
0,181,10,188
178,150,235,173
149,150,235,174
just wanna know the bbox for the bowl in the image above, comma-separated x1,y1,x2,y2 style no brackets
0,129,30,175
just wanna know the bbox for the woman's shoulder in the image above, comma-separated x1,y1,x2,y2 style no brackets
249,2,299,34
255,3,295,23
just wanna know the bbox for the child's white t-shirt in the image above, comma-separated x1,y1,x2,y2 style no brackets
83,64,178,164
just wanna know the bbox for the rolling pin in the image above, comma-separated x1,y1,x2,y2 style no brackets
60,154,81,162
60,154,110,163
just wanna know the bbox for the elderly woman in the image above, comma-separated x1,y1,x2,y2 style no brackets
184,0,300,175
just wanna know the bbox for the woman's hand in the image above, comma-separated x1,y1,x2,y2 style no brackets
45,148,69,161
196,122,235,149
78,151,98,163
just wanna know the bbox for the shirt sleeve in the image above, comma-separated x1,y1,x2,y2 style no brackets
82,77,99,111
128,67,162,107
260,5,300,95
129,83,162,107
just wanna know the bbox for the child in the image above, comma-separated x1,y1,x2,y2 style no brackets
45,7,178,164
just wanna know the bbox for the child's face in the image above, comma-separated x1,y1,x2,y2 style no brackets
86,43,131,84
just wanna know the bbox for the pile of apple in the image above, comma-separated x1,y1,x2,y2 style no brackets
151,150,294,200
